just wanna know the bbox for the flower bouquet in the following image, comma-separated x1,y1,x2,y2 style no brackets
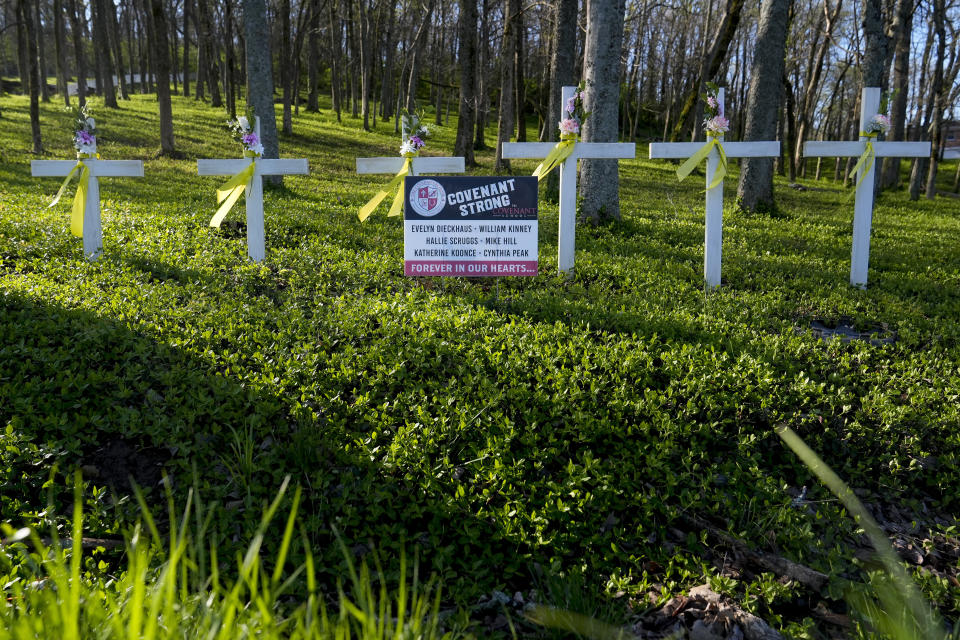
533,81,589,181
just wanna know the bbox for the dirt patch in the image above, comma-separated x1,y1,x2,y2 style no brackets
81,438,170,492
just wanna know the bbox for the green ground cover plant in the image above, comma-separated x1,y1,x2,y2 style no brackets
1,94,959,637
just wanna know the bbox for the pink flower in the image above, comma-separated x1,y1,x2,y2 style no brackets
565,97,577,117
558,118,580,136
707,96,717,110
704,115,730,135
868,114,891,135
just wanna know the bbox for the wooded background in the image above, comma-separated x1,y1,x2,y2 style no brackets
2,0,959,204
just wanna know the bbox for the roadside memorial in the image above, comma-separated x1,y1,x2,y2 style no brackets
502,85,635,275
358,112,466,221
31,105,144,260
403,176,538,277
649,87,780,288
803,87,930,287
197,115,309,262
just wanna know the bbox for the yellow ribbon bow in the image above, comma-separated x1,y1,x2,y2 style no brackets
532,134,577,181
358,154,416,221
676,133,727,191
49,152,98,237
848,132,879,192
210,150,259,228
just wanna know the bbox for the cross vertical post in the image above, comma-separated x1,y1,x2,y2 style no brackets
557,85,577,274
703,88,725,287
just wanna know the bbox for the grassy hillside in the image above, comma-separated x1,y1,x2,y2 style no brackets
1,93,959,637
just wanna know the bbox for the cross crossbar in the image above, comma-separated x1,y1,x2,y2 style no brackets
649,141,780,159
356,157,465,174
804,141,930,158
198,158,309,176
31,159,144,177
502,142,635,160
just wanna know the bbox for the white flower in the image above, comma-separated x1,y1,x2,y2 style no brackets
76,140,97,155
85,117,96,131
237,116,250,132
399,141,416,156
249,142,264,156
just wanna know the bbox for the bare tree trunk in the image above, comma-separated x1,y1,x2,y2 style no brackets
149,0,175,153
35,0,50,102
329,0,342,121
307,0,321,111
18,0,42,152
454,0,478,166
545,0,577,199
514,1,526,142
94,0,118,106
17,0,43,154
494,0,518,172
244,0,281,182
68,0,88,106
182,0,191,96
880,0,914,189
405,0,436,112
473,0,490,149
113,3,130,100
224,0,236,118
359,0,374,131
580,0,625,224
861,0,888,88
54,0,71,105
197,0,221,106
736,0,791,214
924,0,946,199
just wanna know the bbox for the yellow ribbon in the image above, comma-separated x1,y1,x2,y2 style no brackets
676,134,727,191
848,132,879,192
358,154,415,221
210,150,258,228
532,134,576,181
49,153,98,237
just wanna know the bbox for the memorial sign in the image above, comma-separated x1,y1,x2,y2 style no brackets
403,176,538,277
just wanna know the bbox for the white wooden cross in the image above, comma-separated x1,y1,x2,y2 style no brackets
649,88,780,288
502,86,636,275
31,157,144,260
804,87,930,287
197,117,309,262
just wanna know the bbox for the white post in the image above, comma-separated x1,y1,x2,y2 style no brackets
502,85,636,275
850,88,881,287
83,172,102,258
557,85,577,274
31,158,145,260
703,88,725,287
247,117,266,262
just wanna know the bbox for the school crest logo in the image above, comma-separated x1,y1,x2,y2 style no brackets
409,179,446,216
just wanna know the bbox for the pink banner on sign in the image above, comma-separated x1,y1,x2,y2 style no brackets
405,261,538,276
